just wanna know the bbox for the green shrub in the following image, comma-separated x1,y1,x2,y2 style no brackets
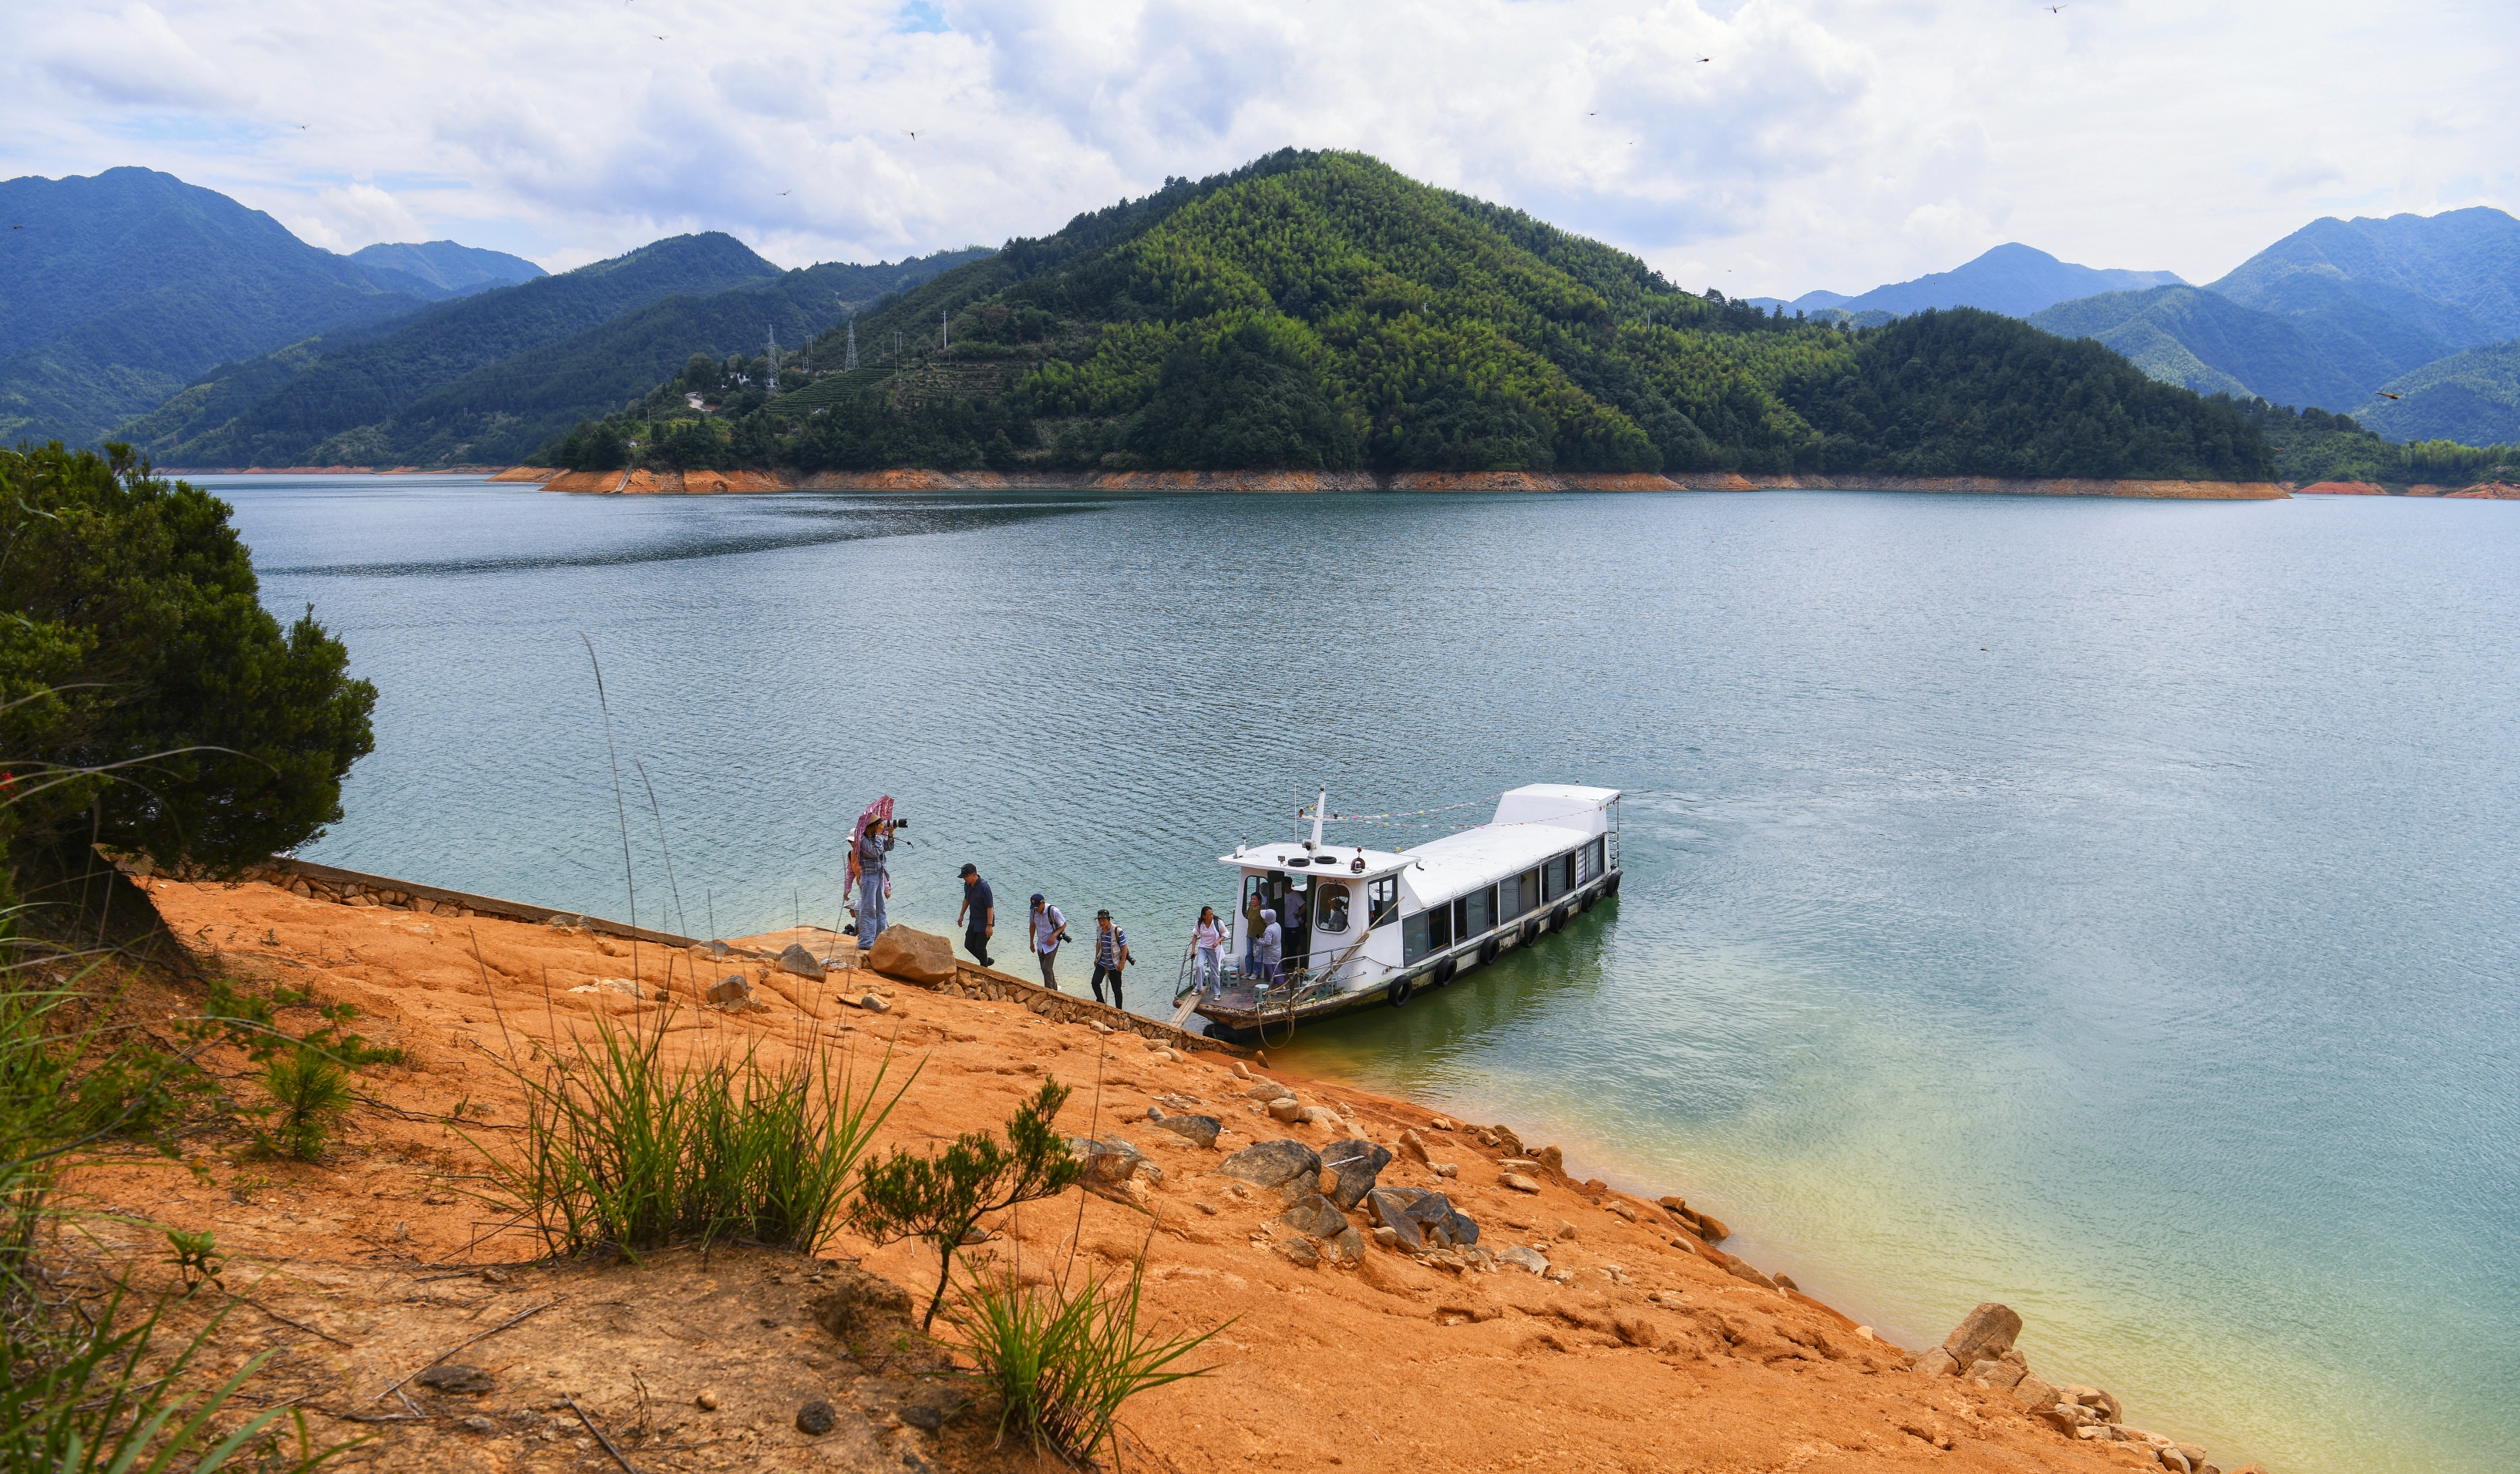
478,1005,908,1260
254,1045,352,1161
848,1079,1085,1331
949,1251,1223,1466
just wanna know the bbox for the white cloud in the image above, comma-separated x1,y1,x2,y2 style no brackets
0,0,2512,297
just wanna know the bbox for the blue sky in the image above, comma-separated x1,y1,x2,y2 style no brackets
4,1,2514,295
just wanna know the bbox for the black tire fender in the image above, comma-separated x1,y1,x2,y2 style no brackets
1579,888,1597,913
1519,918,1541,945
1478,937,1500,965
1432,957,1457,986
1388,977,1415,1007
1605,871,1623,897
1549,904,1571,931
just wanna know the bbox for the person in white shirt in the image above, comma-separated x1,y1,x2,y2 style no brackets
1028,893,1068,991
1184,906,1226,998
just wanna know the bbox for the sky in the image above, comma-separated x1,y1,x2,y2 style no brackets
5,0,2515,298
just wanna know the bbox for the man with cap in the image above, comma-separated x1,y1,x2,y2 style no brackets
1028,893,1068,991
1089,910,1132,1010
955,863,995,968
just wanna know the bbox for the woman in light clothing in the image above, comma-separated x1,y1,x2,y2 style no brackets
1185,907,1226,998
1257,907,1284,987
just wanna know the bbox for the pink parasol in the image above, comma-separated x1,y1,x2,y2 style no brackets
847,796,894,897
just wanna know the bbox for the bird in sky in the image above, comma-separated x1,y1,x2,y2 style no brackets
2376,390,2403,399
1697,56,1711,62
2045,4,2064,12
779,190,790,195
905,130,920,140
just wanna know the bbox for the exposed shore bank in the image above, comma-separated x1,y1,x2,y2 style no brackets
500,465,2293,499
86,859,2266,1473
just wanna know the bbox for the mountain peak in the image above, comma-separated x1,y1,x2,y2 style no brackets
1764,243,2186,320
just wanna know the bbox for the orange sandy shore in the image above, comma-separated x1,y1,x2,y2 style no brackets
516,466,2292,499
53,873,2252,1473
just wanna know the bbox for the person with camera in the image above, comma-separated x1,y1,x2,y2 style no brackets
853,815,899,949
1028,893,1068,991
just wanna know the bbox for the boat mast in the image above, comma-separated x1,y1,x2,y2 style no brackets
1308,789,1327,851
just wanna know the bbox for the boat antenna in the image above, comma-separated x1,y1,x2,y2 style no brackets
1307,788,1327,851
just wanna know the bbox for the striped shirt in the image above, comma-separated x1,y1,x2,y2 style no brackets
1095,925,1126,968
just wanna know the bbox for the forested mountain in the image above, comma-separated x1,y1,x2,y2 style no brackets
2359,342,2520,446
1750,244,2185,319
348,241,546,294
545,150,2269,480
0,168,459,446
2210,207,2520,345
2239,399,2520,487
2027,287,2365,409
147,233,782,466
133,243,983,466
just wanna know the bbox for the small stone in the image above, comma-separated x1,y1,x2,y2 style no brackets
1281,1237,1321,1267
860,994,890,1014
1245,1082,1287,1102
1372,1226,1399,1248
902,1405,944,1432
415,1365,493,1395
1398,1129,1431,1164
777,943,826,978
796,1398,837,1435
696,1389,720,1410
1434,1162,1458,1178
2171,1444,2206,1468
1299,1105,1342,1127
1603,1199,1637,1221
1500,1173,1542,1193
1231,1062,1251,1078
2010,1374,2060,1412
866,927,957,984
1267,1097,1304,1122
1553,1220,1577,1239
1855,1326,1876,1341
1318,1138,1395,1209
1775,1273,1799,1293
1720,1254,1776,1291
1195,1200,1219,1215
1967,1357,2026,1391
1329,1227,1365,1264
1918,1347,1960,1378
1496,1245,1549,1275
706,974,752,1007
458,1415,496,1435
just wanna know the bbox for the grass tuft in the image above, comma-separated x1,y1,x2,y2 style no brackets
254,1045,353,1161
476,1002,911,1260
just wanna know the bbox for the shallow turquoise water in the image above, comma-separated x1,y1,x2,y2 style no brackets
217,476,2519,1474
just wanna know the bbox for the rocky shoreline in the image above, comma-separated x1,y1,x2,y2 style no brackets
507,465,2291,499
111,860,2273,1472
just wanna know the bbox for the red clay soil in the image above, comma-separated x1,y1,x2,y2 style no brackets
2292,481,2387,496
89,878,2225,1472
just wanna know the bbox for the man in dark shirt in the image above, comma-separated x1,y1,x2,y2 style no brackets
957,863,995,968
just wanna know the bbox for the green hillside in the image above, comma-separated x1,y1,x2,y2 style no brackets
2237,399,2520,486
544,150,2270,480
152,233,783,466
347,240,545,294
0,168,449,447
2359,341,2520,447
2029,287,2364,409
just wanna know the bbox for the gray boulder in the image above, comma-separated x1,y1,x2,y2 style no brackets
1068,1136,1150,1186
1318,1138,1393,1210
1364,1186,1481,1251
1218,1139,1321,1190
1940,1302,2023,1368
1276,1193,1351,1241
778,942,826,978
1152,1112,1222,1149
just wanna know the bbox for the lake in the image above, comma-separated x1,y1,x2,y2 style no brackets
217,475,2518,1474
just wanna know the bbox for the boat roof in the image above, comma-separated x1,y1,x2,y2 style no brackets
1216,786,1620,887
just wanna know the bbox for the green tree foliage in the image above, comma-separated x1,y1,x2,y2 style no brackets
542,150,2276,481
2237,398,2520,486
0,444,375,904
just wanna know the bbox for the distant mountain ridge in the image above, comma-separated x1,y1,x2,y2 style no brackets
1749,244,2185,319
148,232,785,467
348,241,545,296
133,243,987,468
0,167,459,446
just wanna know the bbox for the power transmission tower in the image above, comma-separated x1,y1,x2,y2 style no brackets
843,317,858,371
940,308,949,350
765,324,779,397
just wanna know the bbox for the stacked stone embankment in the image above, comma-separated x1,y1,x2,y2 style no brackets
1919,1302,2258,1474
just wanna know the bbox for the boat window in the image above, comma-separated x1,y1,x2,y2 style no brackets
1402,910,1432,964
1315,883,1351,934
1559,853,1577,896
1543,854,1567,903
1584,836,1606,881
1427,901,1454,951
1503,869,1539,919
1576,840,1597,885
1368,877,1399,926
1463,885,1496,936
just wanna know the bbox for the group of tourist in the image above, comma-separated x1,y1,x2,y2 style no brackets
845,807,1252,1017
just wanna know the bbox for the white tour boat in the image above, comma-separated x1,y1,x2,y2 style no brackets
1182,784,1623,1042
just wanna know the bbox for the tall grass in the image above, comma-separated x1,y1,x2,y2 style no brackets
477,1003,913,1260
949,1251,1224,1468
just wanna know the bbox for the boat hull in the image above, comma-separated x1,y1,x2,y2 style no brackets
1193,874,1619,1043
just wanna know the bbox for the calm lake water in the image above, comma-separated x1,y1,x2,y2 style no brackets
215,475,2518,1474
